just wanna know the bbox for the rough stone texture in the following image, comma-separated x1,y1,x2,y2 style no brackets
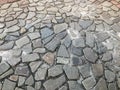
43,75,66,90
0,62,10,75
105,70,115,82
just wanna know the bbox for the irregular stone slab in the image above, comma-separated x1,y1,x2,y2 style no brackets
79,20,93,29
94,78,107,90
0,62,10,75
102,52,112,61
6,20,18,28
35,67,47,80
45,37,61,51
18,76,26,86
71,46,83,56
57,45,69,58
35,81,42,90
32,38,42,48
15,64,29,76
48,65,63,77
82,77,96,90
41,27,54,39
43,75,66,90
57,57,70,64
33,48,46,53
2,79,16,90
26,86,35,90
72,37,85,48
108,83,117,90
96,32,110,42
56,31,67,40
92,64,103,77
28,32,40,40
68,81,84,90
86,32,95,47
22,53,39,62
54,23,68,33
71,55,83,65
83,48,98,63
63,35,71,47
0,69,13,80
7,58,21,66
59,86,68,90
29,61,42,73
27,12,36,20
0,23,5,29
63,65,79,80
6,25,20,33
9,75,18,81
22,43,32,54
111,23,120,32
42,52,55,65
78,64,91,78
16,36,30,48
105,70,115,82
25,75,34,85
0,41,14,50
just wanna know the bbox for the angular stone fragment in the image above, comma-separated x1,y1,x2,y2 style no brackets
111,23,120,32
63,35,71,47
63,65,79,80
68,81,84,90
92,64,103,77
54,23,68,33
59,86,68,90
71,55,83,65
45,37,60,51
32,38,42,48
83,48,98,63
108,83,117,90
0,62,10,75
0,23,5,29
2,79,16,90
35,81,41,90
71,46,83,56
27,12,36,19
15,65,29,76
7,58,21,66
18,76,26,86
102,52,112,61
28,32,40,40
6,20,18,28
79,20,93,29
82,77,96,90
42,52,55,64
105,70,115,82
78,64,91,78
16,36,30,48
0,41,14,50
22,43,32,54
48,65,63,77
41,27,54,39
29,61,42,73
94,78,107,90
57,45,69,58
57,57,70,64
25,75,34,85
35,67,47,80
22,53,39,62
6,26,20,33
43,75,66,90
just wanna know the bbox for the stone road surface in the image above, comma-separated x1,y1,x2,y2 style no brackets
0,0,120,90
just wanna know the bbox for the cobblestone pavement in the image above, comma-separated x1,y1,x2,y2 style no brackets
0,0,120,90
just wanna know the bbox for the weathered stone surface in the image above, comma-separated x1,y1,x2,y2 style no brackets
82,77,96,90
105,70,115,82
16,36,30,48
102,52,112,61
92,64,103,77
57,45,69,58
63,65,79,79
71,55,83,65
0,41,14,50
26,86,35,90
25,75,34,85
22,43,32,54
94,78,107,90
35,81,41,90
43,75,66,90
22,53,39,62
78,64,91,78
48,65,63,77
83,48,98,63
0,62,10,75
28,32,40,40
59,86,68,90
18,76,26,86
42,52,55,64
57,57,70,64
41,27,54,39
6,20,18,28
15,64,29,76
35,67,47,80
45,37,61,51
27,12,36,19
6,26,20,33
2,79,16,90
0,23,5,29
32,38,42,48
108,83,117,90
54,23,68,33
79,20,93,29
71,46,83,56
63,35,71,47
68,81,84,90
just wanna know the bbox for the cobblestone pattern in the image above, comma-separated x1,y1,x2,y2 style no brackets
0,0,120,90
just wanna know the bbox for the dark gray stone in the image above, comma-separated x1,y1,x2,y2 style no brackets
108,83,117,90
63,35,72,47
71,55,83,65
79,20,93,29
0,41,14,50
71,46,83,56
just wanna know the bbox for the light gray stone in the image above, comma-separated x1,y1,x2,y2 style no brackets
82,77,96,90
63,65,79,80
22,53,39,62
18,76,26,86
43,75,66,90
108,83,117,90
102,52,112,61
35,81,42,90
59,86,68,90
57,45,69,58
54,23,68,33
26,86,35,90
57,57,70,64
25,75,34,85
35,67,47,80
0,41,14,50
79,20,93,29
6,26,20,33
105,70,115,82
2,79,16,90
83,48,98,63
16,36,30,48
27,12,36,19
48,65,63,77
28,32,40,40
0,62,10,75
6,20,18,28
